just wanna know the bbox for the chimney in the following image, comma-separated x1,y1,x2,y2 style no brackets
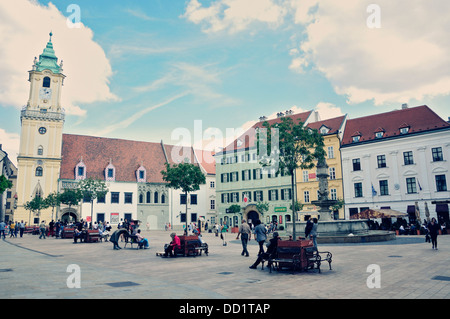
277,112,285,118
402,103,408,109
259,116,267,122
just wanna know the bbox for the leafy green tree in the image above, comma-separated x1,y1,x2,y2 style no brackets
161,162,206,234
77,178,109,228
227,204,241,214
24,196,49,225
44,191,61,221
255,201,269,218
59,188,83,216
259,116,325,240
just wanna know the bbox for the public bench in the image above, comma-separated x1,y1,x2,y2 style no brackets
62,227,75,239
124,234,139,249
156,235,208,257
85,229,100,243
304,247,333,273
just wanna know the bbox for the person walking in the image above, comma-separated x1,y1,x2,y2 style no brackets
310,218,319,250
9,221,16,238
236,219,252,257
0,220,6,240
39,220,47,239
19,220,25,238
305,217,313,238
428,217,440,250
254,219,267,256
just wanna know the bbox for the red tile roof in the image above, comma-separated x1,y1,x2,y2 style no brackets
341,105,450,146
219,110,313,154
306,115,346,135
60,134,215,183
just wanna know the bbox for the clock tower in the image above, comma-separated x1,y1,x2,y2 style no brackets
15,33,66,224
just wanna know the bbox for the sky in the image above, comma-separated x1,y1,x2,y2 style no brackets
1,0,450,166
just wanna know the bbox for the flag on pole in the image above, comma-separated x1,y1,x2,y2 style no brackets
417,179,422,191
372,183,377,196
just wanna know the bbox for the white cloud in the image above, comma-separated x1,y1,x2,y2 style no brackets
183,0,287,33
0,0,117,116
315,102,344,120
184,0,450,106
0,129,20,166
288,0,450,105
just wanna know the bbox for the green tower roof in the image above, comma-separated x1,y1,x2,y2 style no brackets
35,32,61,74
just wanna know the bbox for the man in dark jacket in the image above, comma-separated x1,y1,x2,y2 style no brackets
428,218,440,250
249,232,280,269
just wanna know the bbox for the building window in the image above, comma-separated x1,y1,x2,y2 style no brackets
330,189,337,200
254,191,263,202
154,192,159,204
190,194,197,205
221,173,229,183
303,171,309,182
107,168,114,178
435,175,447,192
43,76,51,88
78,167,84,176
221,193,229,204
161,194,166,204
352,136,361,142
377,155,386,168
35,166,43,177
146,191,151,203
400,127,409,134
37,146,43,156
97,193,106,203
406,178,417,194
242,192,252,202
229,172,239,182
242,169,251,181
210,181,215,188
268,189,279,201
379,180,389,196
231,192,239,203
253,168,263,180
352,158,361,171
327,146,334,159
210,199,215,210
139,170,145,180
123,193,132,204
403,151,414,165
111,192,120,204
139,193,144,204
432,147,443,162
354,182,363,197
180,194,187,205
375,132,384,138
304,191,310,203
281,188,292,200
329,167,336,180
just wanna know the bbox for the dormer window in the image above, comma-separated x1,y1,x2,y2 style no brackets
375,132,384,138
351,131,362,143
105,161,115,182
400,127,409,134
399,123,410,134
136,165,146,183
75,159,86,180
319,125,330,134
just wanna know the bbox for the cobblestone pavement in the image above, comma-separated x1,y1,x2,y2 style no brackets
1,230,450,300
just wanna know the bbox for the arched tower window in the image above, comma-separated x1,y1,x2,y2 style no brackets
43,76,51,88
37,146,44,156
146,191,151,203
154,191,159,204
35,166,43,176
161,194,166,204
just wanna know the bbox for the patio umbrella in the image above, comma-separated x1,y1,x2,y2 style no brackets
424,202,430,222
415,202,421,223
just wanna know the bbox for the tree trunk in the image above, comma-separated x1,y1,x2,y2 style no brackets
291,171,296,240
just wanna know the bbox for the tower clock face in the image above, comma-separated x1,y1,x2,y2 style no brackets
38,127,47,134
39,87,52,100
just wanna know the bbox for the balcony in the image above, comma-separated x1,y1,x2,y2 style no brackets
21,107,65,122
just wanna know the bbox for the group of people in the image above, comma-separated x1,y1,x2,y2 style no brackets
0,220,27,239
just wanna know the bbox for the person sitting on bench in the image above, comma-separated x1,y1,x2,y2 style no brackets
164,232,181,257
73,228,86,243
136,229,149,249
249,232,280,269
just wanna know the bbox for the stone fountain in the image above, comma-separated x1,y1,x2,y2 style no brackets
286,158,395,243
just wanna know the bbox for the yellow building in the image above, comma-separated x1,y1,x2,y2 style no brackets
15,33,65,225
296,115,347,220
